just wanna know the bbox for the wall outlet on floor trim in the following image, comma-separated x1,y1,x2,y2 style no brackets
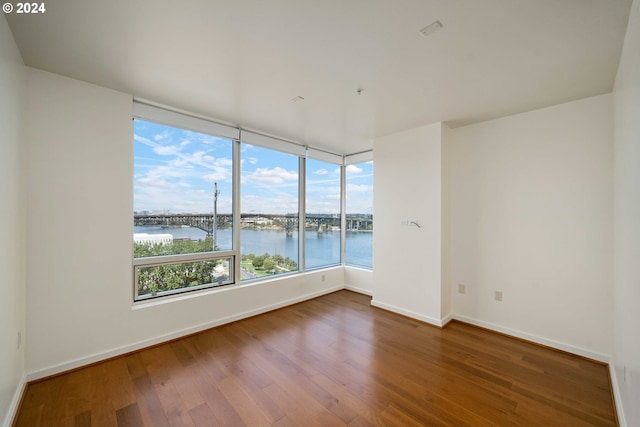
494,291,503,302
458,284,466,294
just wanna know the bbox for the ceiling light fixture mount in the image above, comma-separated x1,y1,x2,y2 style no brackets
419,20,443,38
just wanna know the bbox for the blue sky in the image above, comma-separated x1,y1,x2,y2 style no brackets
134,119,373,214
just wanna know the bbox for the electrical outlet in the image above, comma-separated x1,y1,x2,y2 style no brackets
495,291,503,302
458,284,466,294
321,274,325,282
17,330,21,350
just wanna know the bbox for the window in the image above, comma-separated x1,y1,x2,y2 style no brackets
240,143,300,280
133,109,237,300
132,102,374,301
305,157,341,269
345,161,373,268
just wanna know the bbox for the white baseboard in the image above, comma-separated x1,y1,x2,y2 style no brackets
371,299,445,327
440,312,454,326
451,314,609,363
344,285,373,296
3,374,26,427
26,285,344,381
608,357,627,427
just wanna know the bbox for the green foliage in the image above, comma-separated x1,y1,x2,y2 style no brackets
135,237,228,297
284,256,297,270
135,236,302,295
252,254,266,268
262,258,276,272
241,252,297,277
134,236,215,258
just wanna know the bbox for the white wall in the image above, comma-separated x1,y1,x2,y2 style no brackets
0,14,26,427
450,94,613,359
23,68,342,378
612,0,640,424
372,123,447,325
344,266,373,295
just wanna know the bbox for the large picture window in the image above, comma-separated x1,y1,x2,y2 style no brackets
133,115,236,300
132,103,373,301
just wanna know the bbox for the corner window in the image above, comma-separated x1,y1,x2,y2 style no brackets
132,102,373,301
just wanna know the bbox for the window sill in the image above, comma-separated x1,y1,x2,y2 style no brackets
132,265,343,310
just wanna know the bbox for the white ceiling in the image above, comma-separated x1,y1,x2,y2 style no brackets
5,0,632,155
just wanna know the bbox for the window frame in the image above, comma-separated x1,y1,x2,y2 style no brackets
237,138,303,282
133,252,236,301
304,154,343,270
132,101,373,303
344,154,374,269
132,103,240,301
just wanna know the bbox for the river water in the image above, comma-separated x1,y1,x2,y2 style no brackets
134,225,372,269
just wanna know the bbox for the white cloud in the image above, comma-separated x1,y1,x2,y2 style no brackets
137,177,170,188
332,165,363,174
173,151,207,167
154,145,179,156
135,123,237,213
134,134,158,148
244,167,298,185
346,183,372,193
140,165,189,181
153,131,170,141
346,164,363,173
201,157,233,183
134,176,234,213
241,193,298,214
216,158,233,167
185,131,227,145
314,168,329,175
202,172,228,182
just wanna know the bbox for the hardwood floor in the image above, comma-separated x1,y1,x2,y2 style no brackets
13,290,617,426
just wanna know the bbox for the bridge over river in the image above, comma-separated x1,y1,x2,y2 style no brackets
134,213,372,236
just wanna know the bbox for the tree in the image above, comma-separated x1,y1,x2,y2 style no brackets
134,237,221,296
263,258,276,272
252,254,266,268
284,257,297,270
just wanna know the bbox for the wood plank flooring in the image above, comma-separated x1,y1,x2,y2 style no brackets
13,290,617,426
